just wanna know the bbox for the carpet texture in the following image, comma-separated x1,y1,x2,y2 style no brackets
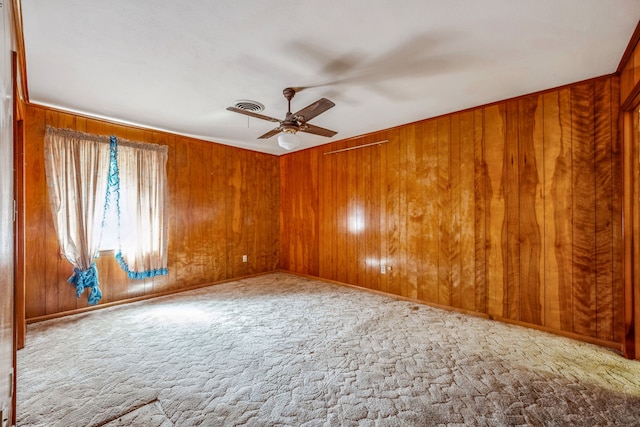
17,273,640,426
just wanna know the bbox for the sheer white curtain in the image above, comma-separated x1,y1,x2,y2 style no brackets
44,127,111,304
114,139,169,279
45,128,170,304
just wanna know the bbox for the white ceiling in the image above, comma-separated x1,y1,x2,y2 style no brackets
20,1,640,155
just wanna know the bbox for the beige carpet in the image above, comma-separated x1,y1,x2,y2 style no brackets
17,273,640,426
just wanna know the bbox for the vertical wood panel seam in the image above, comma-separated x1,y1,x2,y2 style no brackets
516,102,521,321
592,83,598,338
569,92,574,333
452,116,456,304
609,78,614,340
482,110,487,313
608,77,614,340
542,95,548,327
436,120,440,299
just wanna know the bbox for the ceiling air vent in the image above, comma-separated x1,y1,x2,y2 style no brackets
232,100,265,113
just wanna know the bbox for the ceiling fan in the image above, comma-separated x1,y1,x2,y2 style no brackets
227,87,337,150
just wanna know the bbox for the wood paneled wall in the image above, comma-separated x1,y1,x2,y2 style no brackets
619,24,640,358
280,76,624,347
23,104,279,320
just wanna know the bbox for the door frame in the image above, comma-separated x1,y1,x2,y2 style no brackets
622,87,640,359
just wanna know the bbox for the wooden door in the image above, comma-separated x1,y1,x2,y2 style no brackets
0,4,16,425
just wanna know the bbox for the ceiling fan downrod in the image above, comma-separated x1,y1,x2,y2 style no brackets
283,87,296,115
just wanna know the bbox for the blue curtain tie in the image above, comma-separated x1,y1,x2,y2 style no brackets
68,263,102,305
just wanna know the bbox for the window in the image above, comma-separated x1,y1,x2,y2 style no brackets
45,128,169,304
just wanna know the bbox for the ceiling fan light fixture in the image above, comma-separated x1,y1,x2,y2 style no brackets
278,130,300,150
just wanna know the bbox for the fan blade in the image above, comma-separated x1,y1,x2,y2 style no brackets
300,123,337,138
258,128,282,139
226,107,280,123
292,98,335,122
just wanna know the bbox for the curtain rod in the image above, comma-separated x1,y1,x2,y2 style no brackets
323,140,388,155
45,126,168,151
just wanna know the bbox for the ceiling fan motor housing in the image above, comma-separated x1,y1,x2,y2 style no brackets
282,123,299,133
283,87,296,101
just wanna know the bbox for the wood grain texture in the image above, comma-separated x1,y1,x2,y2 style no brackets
278,75,624,349
225,148,248,279
505,100,520,321
336,140,348,285
421,121,439,303
473,109,487,313
355,140,368,289
368,136,382,292
459,111,476,311
450,114,462,308
379,133,389,294
437,117,452,306
556,89,576,332
346,141,358,287
360,136,373,290
622,109,637,358
24,106,46,318
318,145,332,280
610,77,624,345
531,94,545,325
386,130,401,296
633,111,640,358
594,79,614,342
23,104,279,319
279,154,291,273
571,83,597,338
518,95,543,325
542,91,562,331
484,104,506,318
405,124,420,299
14,118,26,350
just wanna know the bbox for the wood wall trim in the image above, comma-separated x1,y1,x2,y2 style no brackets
10,0,28,105
617,20,640,74
621,81,640,112
12,52,25,351
618,19,640,360
622,111,636,359
619,22,640,109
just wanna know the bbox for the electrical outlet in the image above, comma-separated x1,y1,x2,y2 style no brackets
242,255,247,263
380,264,386,274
